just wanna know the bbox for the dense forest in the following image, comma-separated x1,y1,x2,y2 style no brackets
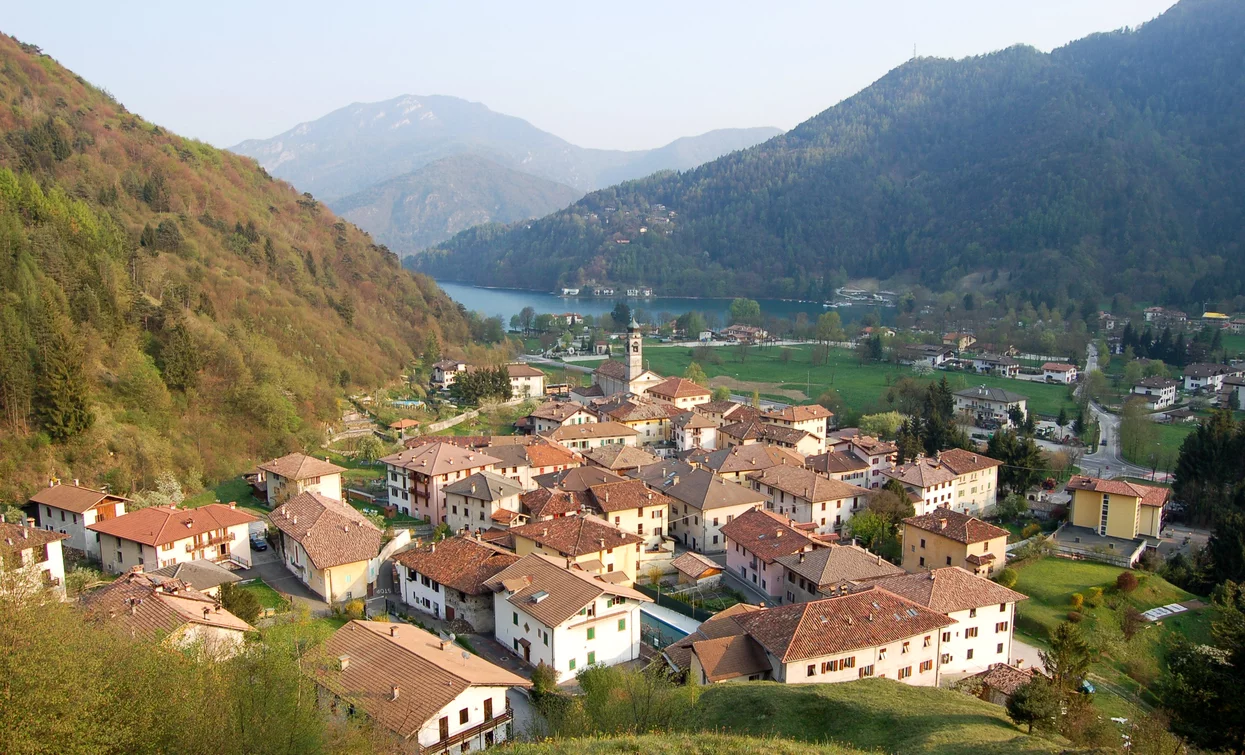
415,0,1245,308
0,35,471,502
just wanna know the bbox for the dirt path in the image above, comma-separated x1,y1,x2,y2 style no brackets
706,376,808,402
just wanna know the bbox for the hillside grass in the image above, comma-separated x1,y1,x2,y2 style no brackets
507,733,863,755
1120,422,1194,467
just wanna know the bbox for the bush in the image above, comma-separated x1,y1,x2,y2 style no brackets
1069,593,1084,610
1087,586,1104,607
531,661,559,695
342,599,365,619
995,568,1019,588
217,582,262,624
1121,605,1144,641
1021,523,1041,539
1067,611,1084,623
1116,571,1139,593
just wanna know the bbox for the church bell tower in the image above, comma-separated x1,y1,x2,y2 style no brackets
626,318,643,382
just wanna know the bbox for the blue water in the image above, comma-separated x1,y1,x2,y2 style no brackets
435,280,890,326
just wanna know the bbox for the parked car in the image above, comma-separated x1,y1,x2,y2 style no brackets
250,534,268,551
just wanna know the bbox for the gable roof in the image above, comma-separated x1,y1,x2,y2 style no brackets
884,458,958,489
1183,362,1236,378
509,515,642,556
902,508,1008,544
528,400,591,422
762,405,833,423
88,504,257,547
718,508,816,564
626,459,697,489
648,377,711,400
506,363,545,378
587,480,672,514
592,360,628,380
483,553,650,627
382,443,501,478
1042,362,1076,372
257,452,346,481
968,663,1040,697
747,465,870,503
848,435,898,457
314,621,529,740
805,451,869,475
147,559,242,592
582,444,660,471
671,411,717,430
1065,475,1169,507
701,444,804,475
443,471,524,502
938,448,1003,475
520,487,588,520
953,385,1027,404
28,483,128,514
543,422,640,443
670,551,722,580
773,543,903,588
1135,376,1179,389
0,522,68,555
270,492,383,569
719,420,814,446
533,465,627,492
663,604,767,671
692,634,772,682
665,468,768,511
391,536,519,595
862,567,1028,614
523,441,582,469
84,572,253,638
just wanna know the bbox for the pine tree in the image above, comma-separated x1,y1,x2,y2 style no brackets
33,325,93,442
159,321,201,392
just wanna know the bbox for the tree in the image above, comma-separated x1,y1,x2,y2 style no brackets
1041,621,1091,697
676,311,705,337
995,493,1030,522
217,581,262,624
355,435,385,463
683,362,708,386
995,567,1019,588
159,321,202,392
449,365,513,406
33,324,93,442
750,390,760,408
869,487,914,525
815,311,845,343
131,471,185,510
816,388,845,417
519,305,536,334
1120,397,1159,466
859,411,904,440
1055,407,1068,434
711,386,731,402
611,302,632,327
728,298,761,325
987,430,1044,494
845,509,891,550
1007,678,1061,734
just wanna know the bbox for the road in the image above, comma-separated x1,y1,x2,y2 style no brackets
1078,342,1154,480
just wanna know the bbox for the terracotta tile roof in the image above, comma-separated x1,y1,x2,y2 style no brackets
587,480,672,514
747,465,870,503
523,441,581,469
694,400,740,415
849,435,897,456
432,359,466,371
692,634,772,682
670,551,722,580
477,528,514,549
902,508,1008,544
257,452,346,481
1135,376,1179,389
596,397,678,423
662,604,766,670
701,445,805,475
484,444,531,470
382,442,501,478
543,421,640,443
671,411,716,430
582,444,660,471
968,663,1039,697
570,384,605,399
146,559,241,592
626,460,697,489
884,458,958,489
719,508,816,564
648,377,711,400
774,544,903,588
592,360,628,380
88,504,257,547
665,468,768,511
28,483,128,514
509,515,642,556
313,621,529,740
863,567,1027,614
1183,362,1236,378
1042,362,1076,372
528,400,591,422
506,363,545,378
388,418,421,430
938,448,1003,475
954,385,1027,403
84,572,253,638
443,471,524,502
533,466,627,492
719,420,813,446
392,536,519,595
483,553,650,627
732,586,954,663
270,492,383,569
762,405,833,423
1065,475,1169,507
805,451,869,475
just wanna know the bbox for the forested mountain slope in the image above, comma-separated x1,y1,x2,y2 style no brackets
0,34,469,501
415,0,1245,306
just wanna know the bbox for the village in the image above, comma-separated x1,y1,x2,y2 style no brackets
7,303,1236,755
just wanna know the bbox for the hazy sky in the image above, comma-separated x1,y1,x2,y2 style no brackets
9,1,1177,151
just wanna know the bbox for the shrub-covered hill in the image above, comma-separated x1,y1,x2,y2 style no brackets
0,34,470,501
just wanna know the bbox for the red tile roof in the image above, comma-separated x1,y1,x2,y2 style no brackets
649,377,711,400
382,443,501,478
483,553,649,627
28,483,128,514
719,508,816,564
88,504,257,547
257,452,346,481
392,536,519,595
1065,475,1169,507
902,508,1008,544
509,515,642,556
270,492,383,569
747,465,871,503
84,572,253,638
862,567,1027,614
937,448,1003,475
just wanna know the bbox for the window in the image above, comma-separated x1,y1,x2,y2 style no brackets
713,517,719,526
898,666,912,680
965,627,978,639
995,621,1009,632
568,658,576,671
858,665,874,678
878,648,887,660
902,641,910,654
919,557,925,567
920,660,933,673
941,653,951,663
459,708,469,725
587,651,596,665
923,635,931,648
712,535,718,545
1000,603,1007,612
587,627,595,640
997,643,1005,654
968,608,977,618
966,649,974,660
618,618,626,631
513,612,518,626
807,664,816,677
920,538,926,549
945,556,952,566
941,631,951,642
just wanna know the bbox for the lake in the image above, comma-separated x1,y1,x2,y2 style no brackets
434,280,893,326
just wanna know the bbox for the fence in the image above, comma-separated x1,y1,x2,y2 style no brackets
634,584,716,623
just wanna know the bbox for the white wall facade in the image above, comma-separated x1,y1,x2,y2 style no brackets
492,593,642,681
37,502,124,561
937,602,1016,676
776,631,942,687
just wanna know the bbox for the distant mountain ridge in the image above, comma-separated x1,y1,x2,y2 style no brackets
413,0,1245,306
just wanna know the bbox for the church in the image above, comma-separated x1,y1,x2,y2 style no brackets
592,319,666,396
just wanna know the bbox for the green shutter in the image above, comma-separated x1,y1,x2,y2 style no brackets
618,618,626,631
587,627,595,640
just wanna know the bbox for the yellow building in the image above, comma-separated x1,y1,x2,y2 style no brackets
1065,476,1168,540
508,515,644,585
901,509,1009,578
270,492,384,603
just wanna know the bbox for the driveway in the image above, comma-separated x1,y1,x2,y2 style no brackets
235,558,329,614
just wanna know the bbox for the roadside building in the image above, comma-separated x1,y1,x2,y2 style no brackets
1042,362,1078,384
270,492,385,603
747,465,872,535
953,385,1028,427
900,509,1009,578
30,481,127,561
394,535,519,631
666,468,768,554
773,543,903,604
1182,362,1241,393
89,503,256,574
720,507,818,605
506,363,546,398
1131,376,1180,410
647,377,712,410
1065,475,1168,540
444,471,526,536
937,449,1003,517
382,443,502,521
256,452,346,505
508,515,644,585
969,354,1020,378
883,458,959,516
0,521,68,599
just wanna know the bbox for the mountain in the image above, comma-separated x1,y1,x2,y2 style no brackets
414,0,1245,306
329,154,583,252
0,34,471,502
229,94,779,202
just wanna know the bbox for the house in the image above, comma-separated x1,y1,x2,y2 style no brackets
1224,375,1245,410
720,507,819,604
718,419,821,456
508,515,644,585
382,442,502,521
1097,312,1124,332
625,459,697,490
0,520,68,599
1042,362,1078,384
897,344,954,367
943,333,977,351
1132,376,1180,410
968,354,1020,378
485,553,651,678
256,452,346,505
761,405,834,449
661,603,769,681
270,492,385,603
693,400,760,428
900,509,1009,578
672,411,719,452
697,444,805,483
937,448,1003,517
444,472,526,536
313,621,529,754
388,418,421,440
506,363,547,398
582,444,661,474
773,543,903,603
84,571,253,658
30,481,127,561
1183,363,1241,393
593,341,611,356
647,377,711,410
431,359,468,389
89,503,257,574
1065,475,1168,541
146,559,241,599
720,325,768,342
526,400,598,434
747,465,873,535
592,320,666,396
542,421,640,451
479,438,581,491
518,488,585,524
665,587,952,687
883,458,959,516
532,465,627,494
966,663,1042,707
671,551,723,586
953,385,1027,426
864,567,1027,676
844,434,899,489
394,535,519,631
585,480,672,559
666,469,768,554
591,396,678,446
804,451,869,487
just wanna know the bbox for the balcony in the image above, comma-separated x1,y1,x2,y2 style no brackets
186,531,236,551
419,709,512,754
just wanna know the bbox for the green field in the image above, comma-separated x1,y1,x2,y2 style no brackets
183,477,266,515
1120,423,1194,467
509,733,859,754
576,344,1079,417
238,579,289,612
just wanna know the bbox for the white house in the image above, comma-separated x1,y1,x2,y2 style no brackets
953,386,1027,426
804,451,870,487
747,465,873,536
672,411,719,453
666,468,768,554
1042,362,1078,384
444,471,526,536
0,521,68,599
1132,377,1179,410
30,482,127,561
526,401,598,435
1183,363,1241,393
256,452,346,505
506,363,547,398
864,567,1027,677
937,449,1003,517
431,359,468,389
485,553,651,681
382,442,502,521
315,620,530,754
394,535,519,632
270,492,387,604
88,503,257,574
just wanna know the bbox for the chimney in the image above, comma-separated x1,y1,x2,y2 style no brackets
798,552,805,564
203,607,210,619
391,685,400,701
929,570,936,581
229,502,237,510
292,516,297,525
338,654,350,671
938,518,947,530
48,479,56,488
390,625,398,637
542,528,548,537
877,554,883,565
73,478,79,486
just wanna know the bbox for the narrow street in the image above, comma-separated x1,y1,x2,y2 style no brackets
1078,342,1154,480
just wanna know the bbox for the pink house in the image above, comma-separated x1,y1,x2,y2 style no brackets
719,508,819,605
